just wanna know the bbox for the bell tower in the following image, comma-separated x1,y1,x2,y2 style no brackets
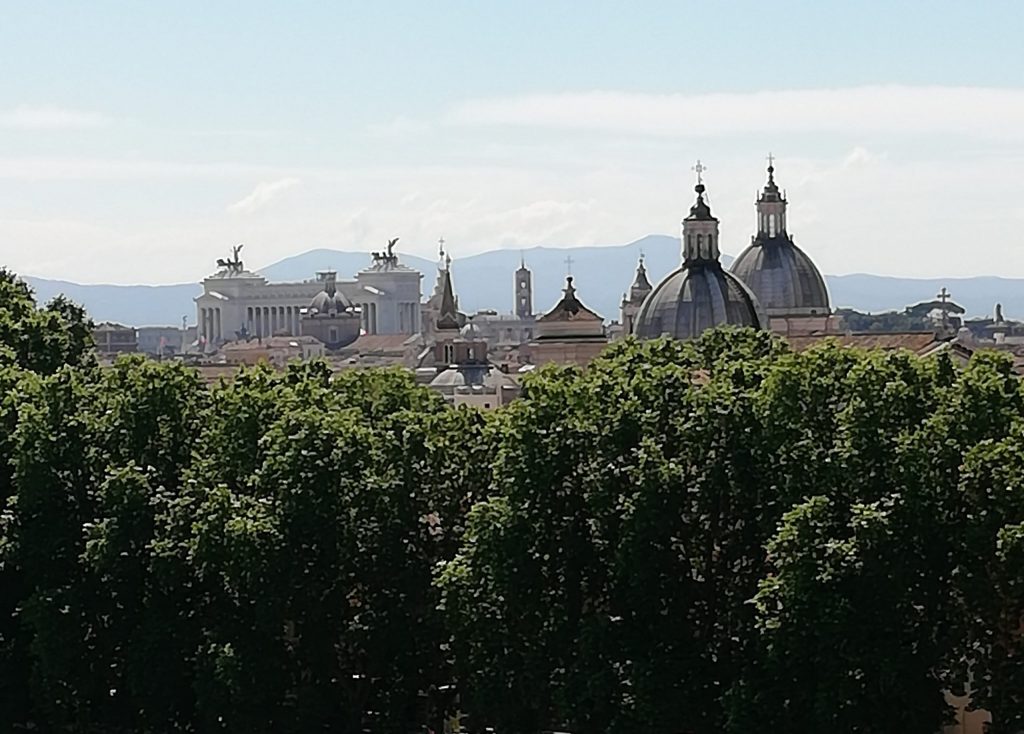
514,254,533,318
620,254,653,335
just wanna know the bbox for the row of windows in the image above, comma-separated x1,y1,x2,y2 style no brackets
686,233,715,254
760,212,784,237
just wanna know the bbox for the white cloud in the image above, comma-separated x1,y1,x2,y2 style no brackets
227,178,302,214
448,86,1024,140
0,105,107,130
0,157,274,181
366,116,433,138
5,144,1024,288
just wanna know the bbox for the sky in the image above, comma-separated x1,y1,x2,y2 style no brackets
2,0,1024,284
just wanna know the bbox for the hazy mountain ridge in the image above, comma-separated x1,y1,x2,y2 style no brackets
20,235,1014,326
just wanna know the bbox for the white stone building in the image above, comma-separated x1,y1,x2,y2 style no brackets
194,245,422,350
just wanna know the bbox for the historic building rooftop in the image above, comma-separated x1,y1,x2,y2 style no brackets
730,160,830,317
635,164,765,341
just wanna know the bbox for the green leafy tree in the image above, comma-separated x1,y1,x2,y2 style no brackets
441,330,791,733
5,357,205,731
0,269,94,373
179,364,489,732
959,420,1024,733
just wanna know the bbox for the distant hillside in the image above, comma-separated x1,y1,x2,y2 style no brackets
17,236,1017,326
24,277,201,327
260,249,439,283
260,235,689,321
826,274,1007,318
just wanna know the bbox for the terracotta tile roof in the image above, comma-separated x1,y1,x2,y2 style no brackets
786,331,941,354
345,334,413,353
537,277,603,323
222,336,319,352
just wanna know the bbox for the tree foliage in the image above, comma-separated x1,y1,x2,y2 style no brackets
0,269,94,374
2,293,1024,733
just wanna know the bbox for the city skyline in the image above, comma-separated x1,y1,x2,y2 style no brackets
2,1,1023,284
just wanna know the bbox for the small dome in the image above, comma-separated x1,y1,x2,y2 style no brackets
730,237,829,315
635,262,765,340
309,289,352,316
460,321,485,338
483,369,518,390
430,368,467,388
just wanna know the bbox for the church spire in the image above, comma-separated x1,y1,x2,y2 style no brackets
436,258,460,331
628,253,652,302
756,154,788,239
681,161,721,263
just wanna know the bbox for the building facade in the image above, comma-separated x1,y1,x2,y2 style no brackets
136,325,193,357
195,244,422,350
530,276,608,366
93,322,138,356
300,270,361,349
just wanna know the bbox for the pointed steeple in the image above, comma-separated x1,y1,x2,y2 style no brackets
436,261,460,331
627,254,653,303
756,154,788,238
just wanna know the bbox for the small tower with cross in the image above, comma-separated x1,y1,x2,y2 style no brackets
681,159,721,263
620,250,653,335
756,152,787,238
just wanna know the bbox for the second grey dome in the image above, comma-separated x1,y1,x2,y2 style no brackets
730,237,829,316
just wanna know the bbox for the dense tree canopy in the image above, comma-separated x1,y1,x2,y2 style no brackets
0,269,93,374
1,286,1024,733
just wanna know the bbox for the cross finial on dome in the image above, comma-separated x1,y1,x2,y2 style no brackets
693,159,706,185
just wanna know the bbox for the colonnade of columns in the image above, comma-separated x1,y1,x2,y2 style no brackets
200,298,421,345
199,307,222,344
396,302,418,334
245,305,303,338
360,303,378,335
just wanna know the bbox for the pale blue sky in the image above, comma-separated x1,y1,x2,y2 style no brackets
2,1,1023,283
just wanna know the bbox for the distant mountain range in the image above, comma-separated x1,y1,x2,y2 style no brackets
21,235,1013,326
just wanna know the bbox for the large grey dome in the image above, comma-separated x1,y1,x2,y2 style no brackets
635,262,766,340
731,237,829,315
635,173,766,341
731,161,830,317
